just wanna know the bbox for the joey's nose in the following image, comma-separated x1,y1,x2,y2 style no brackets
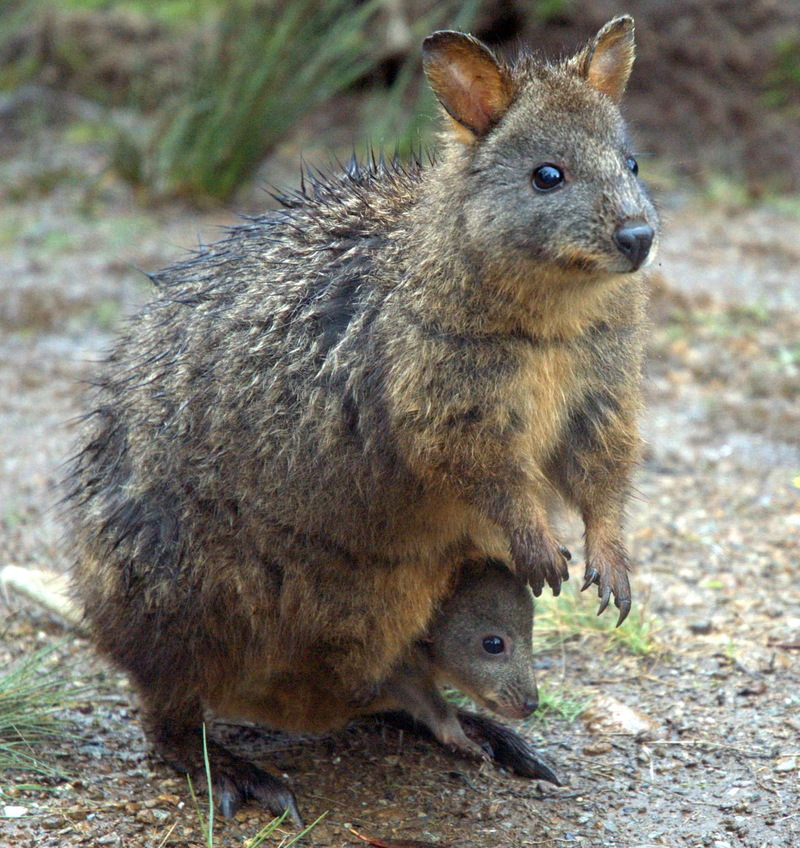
613,222,654,271
521,695,538,718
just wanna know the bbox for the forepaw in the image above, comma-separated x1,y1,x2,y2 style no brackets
581,564,631,626
509,529,571,597
441,727,491,762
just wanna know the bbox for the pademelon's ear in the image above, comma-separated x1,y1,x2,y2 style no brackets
580,15,635,101
422,31,513,144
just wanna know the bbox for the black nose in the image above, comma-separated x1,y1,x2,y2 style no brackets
521,695,538,718
613,223,654,271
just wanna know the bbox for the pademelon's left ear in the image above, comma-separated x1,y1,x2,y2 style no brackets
579,15,635,101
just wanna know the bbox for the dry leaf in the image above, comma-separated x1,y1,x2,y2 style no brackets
349,827,449,848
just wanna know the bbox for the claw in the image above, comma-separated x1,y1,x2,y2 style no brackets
615,597,631,627
218,791,239,820
530,574,544,597
597,585,611,616
559,545,572,562
581,567,600,592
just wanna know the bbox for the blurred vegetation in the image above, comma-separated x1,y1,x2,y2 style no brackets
0,0,483,203
141,0,384,202
765,33,800,114
0,643,84,778
532,0,573,22
359,0,481,155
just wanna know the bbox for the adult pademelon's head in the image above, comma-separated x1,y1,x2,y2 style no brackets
423,17,659,281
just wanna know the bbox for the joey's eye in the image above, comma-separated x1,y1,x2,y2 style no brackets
626,156,639,176
482,635,505,655
532,164,564,192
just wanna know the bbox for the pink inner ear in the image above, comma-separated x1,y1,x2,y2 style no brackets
438,64,504,136
449,62,475,93
585,26,634,100
589,52,623,93
469,77,503,132
424,32,511,139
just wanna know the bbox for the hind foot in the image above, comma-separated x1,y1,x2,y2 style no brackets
150,718,302,825
456,710,562,784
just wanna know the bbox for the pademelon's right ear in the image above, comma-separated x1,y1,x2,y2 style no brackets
422,31,513,144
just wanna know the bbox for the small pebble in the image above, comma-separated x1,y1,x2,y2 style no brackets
3,806,28,818
583,741,613,756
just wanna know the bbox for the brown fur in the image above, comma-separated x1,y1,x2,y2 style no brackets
67,16,657,821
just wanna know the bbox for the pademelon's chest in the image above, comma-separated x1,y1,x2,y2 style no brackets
506,342,584,464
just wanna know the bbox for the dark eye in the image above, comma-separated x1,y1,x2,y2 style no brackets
482,635,505,655
626,156,639,176
532,164,564,192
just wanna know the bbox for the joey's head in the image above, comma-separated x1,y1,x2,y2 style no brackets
425,560,537,721
422,16,659,282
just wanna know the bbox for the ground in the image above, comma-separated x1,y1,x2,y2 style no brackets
1,90,800,848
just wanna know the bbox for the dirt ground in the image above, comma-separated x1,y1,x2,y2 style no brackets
1,122,799,848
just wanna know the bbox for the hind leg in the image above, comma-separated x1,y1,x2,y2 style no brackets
142,696,303,825
456,710,561,784
371,708,561,785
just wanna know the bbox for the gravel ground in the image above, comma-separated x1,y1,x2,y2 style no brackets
0,136,798,847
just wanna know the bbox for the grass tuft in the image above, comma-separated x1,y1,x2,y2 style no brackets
139,0,383,202
533,683,590,723
534,579,659,657
0,642,83,778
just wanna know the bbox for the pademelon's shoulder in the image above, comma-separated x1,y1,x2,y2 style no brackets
145,152,429,298
257,151,428,236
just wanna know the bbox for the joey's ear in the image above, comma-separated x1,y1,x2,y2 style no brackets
422,31,513,143
581,15,635,101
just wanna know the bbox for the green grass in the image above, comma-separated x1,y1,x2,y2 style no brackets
0,643,83,778
532,0,574,22
140,0,384,202
57,0,223,25
764,35,800,113
533,579,659,657
533,682,590,723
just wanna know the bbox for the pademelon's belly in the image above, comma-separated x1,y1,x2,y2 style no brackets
210,675,355,733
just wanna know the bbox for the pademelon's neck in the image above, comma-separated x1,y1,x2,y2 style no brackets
405,174,641,342
479,259,642,341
